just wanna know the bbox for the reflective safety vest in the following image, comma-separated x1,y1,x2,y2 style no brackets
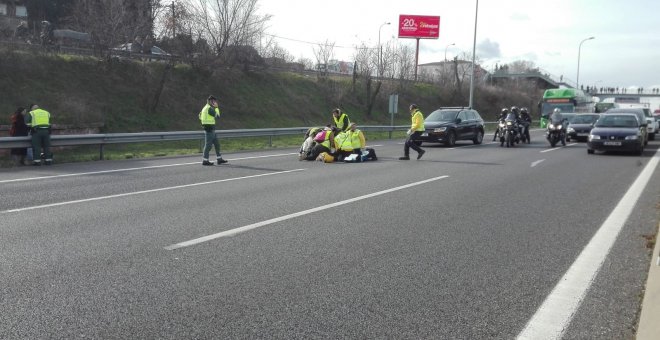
333,113,350,131
411,109,425,131
349,129,363,149
335,132,353,151
199,104,220,125
320,130,332,149
29,109,50,127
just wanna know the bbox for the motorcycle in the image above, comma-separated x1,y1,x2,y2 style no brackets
546,118,566,147
501,113,520,147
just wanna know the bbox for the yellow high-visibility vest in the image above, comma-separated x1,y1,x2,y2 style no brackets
29,109,50,127
199,104,220,125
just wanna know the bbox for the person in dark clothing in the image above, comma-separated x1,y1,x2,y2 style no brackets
25,104,53,165
199,95,228,166
9,107,29,166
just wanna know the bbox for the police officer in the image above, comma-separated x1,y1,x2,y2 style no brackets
199,95,228,166
332,108,351,133
399,104,426,160
25,104,52,166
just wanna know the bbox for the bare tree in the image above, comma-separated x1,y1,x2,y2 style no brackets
353,43,381,117
67,0,131,52
183,0,271,65
312,39,335,79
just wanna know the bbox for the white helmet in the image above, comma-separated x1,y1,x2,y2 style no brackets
553,108,561,114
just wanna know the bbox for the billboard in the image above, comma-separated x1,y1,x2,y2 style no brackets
398,15,440,39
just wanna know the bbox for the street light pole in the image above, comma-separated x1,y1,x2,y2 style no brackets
468,0,479,109
444,42,455,61
378,21,391,79
576,36,594,90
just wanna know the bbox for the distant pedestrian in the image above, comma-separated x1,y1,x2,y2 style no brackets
199,95,228,166
25,104,52,165
399,104,425,160
9,107,29,166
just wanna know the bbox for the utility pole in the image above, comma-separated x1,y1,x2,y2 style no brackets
171,1,176,38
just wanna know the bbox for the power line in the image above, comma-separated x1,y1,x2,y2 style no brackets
263,33,376,50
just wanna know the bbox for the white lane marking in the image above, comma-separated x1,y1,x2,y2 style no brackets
0,153,298,184
540,143,578,153
1,169,305,214
531,159,545,167
517,148,660,340
165,175,450,250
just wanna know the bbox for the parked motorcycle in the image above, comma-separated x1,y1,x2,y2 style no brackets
546,117,566,147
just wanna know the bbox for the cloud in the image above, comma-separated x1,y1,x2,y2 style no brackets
477,38,501,59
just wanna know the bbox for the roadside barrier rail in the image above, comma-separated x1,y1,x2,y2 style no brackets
0,126,411,160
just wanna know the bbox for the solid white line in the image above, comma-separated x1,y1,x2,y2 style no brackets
0,153,298,184
165,175,450,250
517,148,660,340
1,169,305,214
531,159,545,167
540,143,578,153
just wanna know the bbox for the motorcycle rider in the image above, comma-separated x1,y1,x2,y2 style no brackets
492,108,509,141
520,107,532,143
549,108,567,146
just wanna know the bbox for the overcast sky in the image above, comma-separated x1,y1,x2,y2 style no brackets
257,0,660,89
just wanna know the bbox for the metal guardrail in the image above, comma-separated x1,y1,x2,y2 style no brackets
0,126,410,160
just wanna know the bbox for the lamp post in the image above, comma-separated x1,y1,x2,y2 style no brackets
444,42,455,61
378,21,391,79
576,36,594,90
468,0,479,109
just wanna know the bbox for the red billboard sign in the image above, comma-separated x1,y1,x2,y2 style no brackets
398,15,440,39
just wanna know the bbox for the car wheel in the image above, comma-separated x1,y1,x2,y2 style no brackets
472,130,483,145
444,131,456,147
587,149,594,154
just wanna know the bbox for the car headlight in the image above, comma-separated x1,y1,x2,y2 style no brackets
589,134,601,141
567,127,575,133
434,127,447,132
625,135,639,140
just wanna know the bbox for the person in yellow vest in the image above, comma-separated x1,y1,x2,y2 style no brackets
199,95,228,166
344,122,377,162
332,129,355,162
25,104,52,165
304,126,334,161
332,108,351,133
399,104,426,160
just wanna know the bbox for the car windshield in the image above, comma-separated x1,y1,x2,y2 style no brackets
426,110,458,122
595,116,639,128
571,115,599,124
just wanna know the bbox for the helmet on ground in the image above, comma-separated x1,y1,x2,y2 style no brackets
553,108,561,114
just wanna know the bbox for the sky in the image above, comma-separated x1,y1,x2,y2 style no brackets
257,0,660,90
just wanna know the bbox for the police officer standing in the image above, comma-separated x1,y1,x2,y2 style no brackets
25,104,52,165
199,95,228,166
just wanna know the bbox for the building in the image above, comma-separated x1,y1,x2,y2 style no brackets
0,0,28,37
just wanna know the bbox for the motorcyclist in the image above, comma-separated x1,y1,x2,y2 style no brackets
520,107,532,143
493,108,509,141
549,108,567,146
510,106,523,142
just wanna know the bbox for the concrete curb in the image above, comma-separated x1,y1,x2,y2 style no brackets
636,223,660,339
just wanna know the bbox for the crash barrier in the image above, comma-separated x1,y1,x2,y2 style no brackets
0,126,411,160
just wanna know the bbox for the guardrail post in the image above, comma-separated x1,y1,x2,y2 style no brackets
269,136,273,147
99,144,104,160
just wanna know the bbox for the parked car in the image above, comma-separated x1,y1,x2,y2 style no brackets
412,107,485,146
566,113,600,142
587,114,644,155
603,108,648,145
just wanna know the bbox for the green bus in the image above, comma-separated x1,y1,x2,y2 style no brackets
539,88,594,127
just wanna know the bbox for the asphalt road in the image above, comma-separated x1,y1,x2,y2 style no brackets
1,130,659,339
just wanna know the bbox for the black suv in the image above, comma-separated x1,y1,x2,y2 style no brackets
412,107,485,146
